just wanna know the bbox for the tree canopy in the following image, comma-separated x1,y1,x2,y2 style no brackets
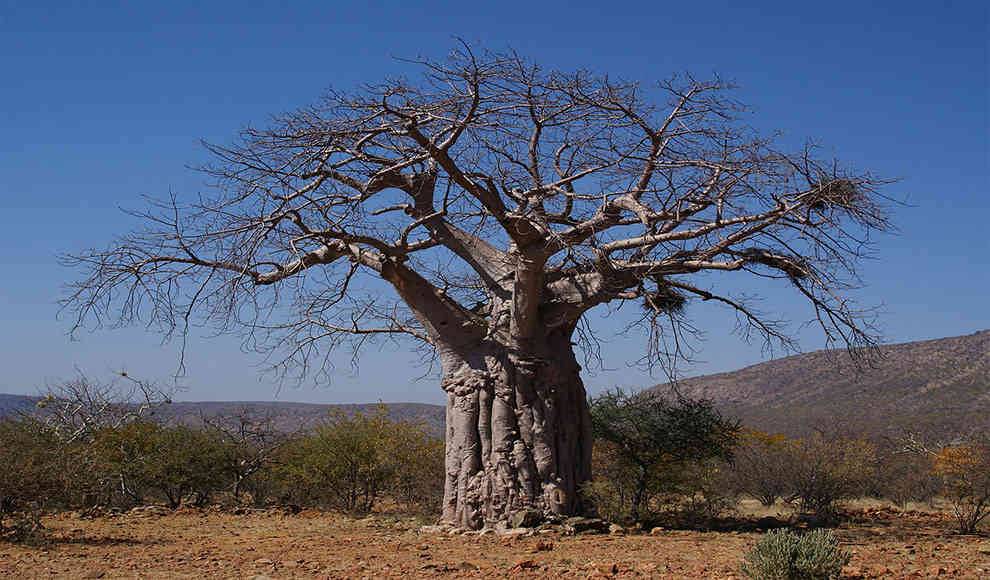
62,46,890,380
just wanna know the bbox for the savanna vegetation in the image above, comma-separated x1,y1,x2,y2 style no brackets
4,375,989,545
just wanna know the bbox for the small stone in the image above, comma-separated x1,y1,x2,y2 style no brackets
649,526,666,535
608,523,625,535
535,538,554,551
511,559,539,571
509,509,543,528
495,526,531,538
253,558,274,566
562,516,608,534
458,561,479,570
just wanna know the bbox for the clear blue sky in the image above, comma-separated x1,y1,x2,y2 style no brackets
1,1,987,404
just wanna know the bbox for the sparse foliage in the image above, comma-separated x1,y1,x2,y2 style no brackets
61,45,892,527
932,438,990,533
729,430,798,507
199,408,287,501
32,373,172,444
784,434,877,521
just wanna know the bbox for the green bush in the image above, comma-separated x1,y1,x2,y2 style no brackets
587,389,739,523
93,421,231,508
0,418,95,542
741,528,850,580
274,405,444,513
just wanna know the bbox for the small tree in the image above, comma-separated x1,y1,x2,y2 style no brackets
275,406,443,513
588,389,738,522
932,440,990,533
33,373,172,444
784,434,876,520
383,419,445,513
729,430,797,507
199,407,287,502
874,449,942,509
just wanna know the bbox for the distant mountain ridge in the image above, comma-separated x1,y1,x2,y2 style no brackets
649,330,990,438
4,330,987,439
0,395,446,437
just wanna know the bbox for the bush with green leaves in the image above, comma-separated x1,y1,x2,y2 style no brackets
274,406,443,513
587,389,739,523
0,418,98,541
741,528,850,580
93,421,231,508
0,419,62,536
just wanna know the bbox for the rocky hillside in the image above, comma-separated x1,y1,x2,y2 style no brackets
649,330,990,438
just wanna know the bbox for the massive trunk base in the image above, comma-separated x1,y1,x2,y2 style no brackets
439,343,593,529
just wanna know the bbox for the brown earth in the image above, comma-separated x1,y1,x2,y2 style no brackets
2,504,989,579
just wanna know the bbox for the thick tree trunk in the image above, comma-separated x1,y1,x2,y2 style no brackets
439,335,593,529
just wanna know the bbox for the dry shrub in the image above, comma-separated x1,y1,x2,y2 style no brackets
933,440,990,533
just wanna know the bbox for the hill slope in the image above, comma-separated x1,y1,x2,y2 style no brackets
4,331,987,440
649,330,990,438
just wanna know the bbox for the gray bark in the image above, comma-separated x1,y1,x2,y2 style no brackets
438,333,592,529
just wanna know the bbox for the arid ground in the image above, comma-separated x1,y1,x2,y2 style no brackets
1,503,989,579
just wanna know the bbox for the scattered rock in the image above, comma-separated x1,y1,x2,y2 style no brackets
562,516,608,534
608,523,625,535
419,524,454,535
458,561,479,571
129,505,170,517
535,538,554,551
510,559,539,572
278,503,302,515
495,526,531,538
509,509,543,528
253,558,274,566
598,562,620,574
792,512,826,528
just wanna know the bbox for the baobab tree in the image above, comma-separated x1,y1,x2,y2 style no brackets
62,47,890,529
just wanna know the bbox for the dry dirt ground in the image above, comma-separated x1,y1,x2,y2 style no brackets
1,505,989,579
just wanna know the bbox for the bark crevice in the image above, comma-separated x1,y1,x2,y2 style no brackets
439,339,592,529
